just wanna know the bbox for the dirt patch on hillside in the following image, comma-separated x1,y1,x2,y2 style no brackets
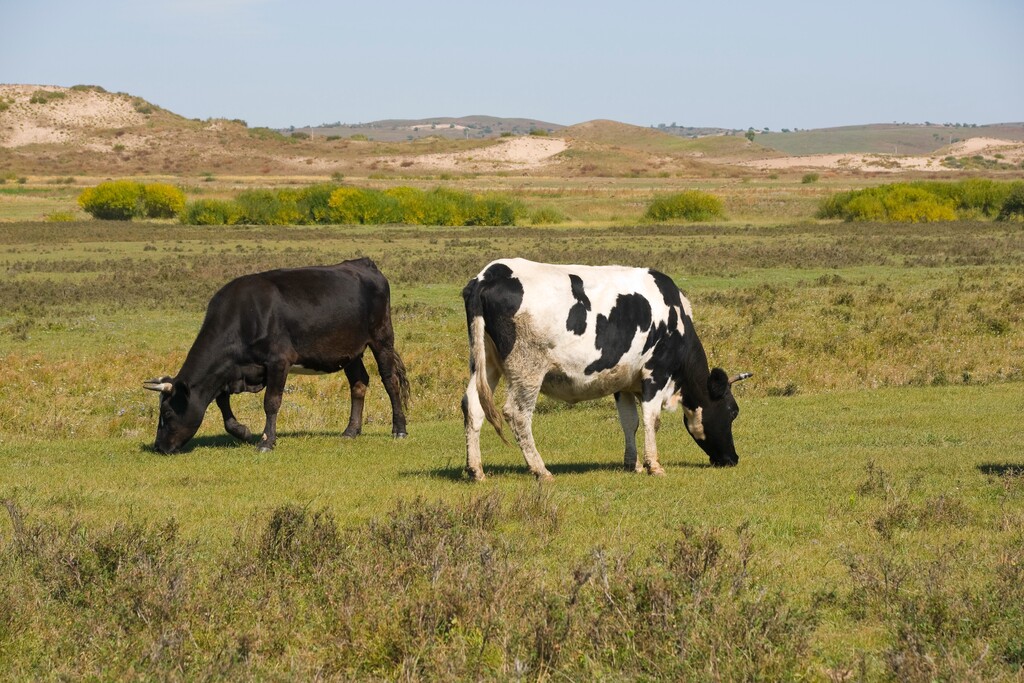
739,137,1024,173
379,136,568,172
0,85,144,147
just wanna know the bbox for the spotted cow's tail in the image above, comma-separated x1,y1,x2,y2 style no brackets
463,280,507,444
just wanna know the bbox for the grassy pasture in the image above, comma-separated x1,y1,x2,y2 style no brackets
1,217,1023,679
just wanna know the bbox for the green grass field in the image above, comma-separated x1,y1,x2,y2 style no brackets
1,216,1023,680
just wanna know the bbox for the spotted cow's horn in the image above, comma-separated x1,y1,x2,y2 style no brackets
143,378,174,393
729,372,753,385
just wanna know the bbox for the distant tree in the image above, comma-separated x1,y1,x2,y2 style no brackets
745,128,756,142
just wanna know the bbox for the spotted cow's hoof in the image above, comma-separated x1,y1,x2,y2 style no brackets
466,468,486,482
646,464,666,476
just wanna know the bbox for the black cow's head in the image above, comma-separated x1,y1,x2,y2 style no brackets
683,368,751,467
143,376,205,454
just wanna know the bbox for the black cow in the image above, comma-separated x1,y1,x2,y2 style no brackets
144,258,409,454
461,258,750,480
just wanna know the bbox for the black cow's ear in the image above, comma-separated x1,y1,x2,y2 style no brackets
708,368,730,400
170,380,191,410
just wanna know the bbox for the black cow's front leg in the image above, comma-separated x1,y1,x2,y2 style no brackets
216,391,253,442
259,361,289,452
341,357,370,438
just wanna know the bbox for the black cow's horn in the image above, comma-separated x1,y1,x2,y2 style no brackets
729,372,753,385
143,378,173,393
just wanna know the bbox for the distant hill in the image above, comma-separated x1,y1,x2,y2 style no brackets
757,122,1024,156
294,115,565,142
2,84,1022,178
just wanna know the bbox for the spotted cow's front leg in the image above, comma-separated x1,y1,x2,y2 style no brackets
216,391,253,443
258,361,289,453
639,397,666,476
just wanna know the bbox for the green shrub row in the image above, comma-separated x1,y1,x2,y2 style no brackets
818,180,1024,222
180,185,526,226
78,181,185,221
644,190,725,222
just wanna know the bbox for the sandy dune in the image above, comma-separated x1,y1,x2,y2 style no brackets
0,85,145,147
381,136,568,171
740,136,1024,173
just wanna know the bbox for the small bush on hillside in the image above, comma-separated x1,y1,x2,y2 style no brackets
645,191,725,222
141,183,185,219
29,90,66,105
801,173,820,184
78,181,144,220
181,199,238,226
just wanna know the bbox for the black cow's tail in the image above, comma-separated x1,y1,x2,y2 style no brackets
463,280,507,444
393,348,411,411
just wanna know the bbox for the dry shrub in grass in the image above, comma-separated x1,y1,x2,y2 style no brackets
644,190,725,222
1,494,815,680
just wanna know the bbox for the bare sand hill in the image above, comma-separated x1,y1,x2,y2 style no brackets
0,85,146,147
378,136,568,172
739,136,1024,173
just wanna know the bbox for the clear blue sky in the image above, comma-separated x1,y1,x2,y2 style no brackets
2,0,1021,130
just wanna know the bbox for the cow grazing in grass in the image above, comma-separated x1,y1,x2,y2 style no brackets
461,258,750,480
144,258,409,454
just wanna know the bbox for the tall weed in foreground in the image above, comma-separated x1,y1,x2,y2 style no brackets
0,495,814,680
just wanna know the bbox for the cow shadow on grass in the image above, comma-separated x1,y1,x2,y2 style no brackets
977,463,1024,478
408,459,713,481
140,430,398,455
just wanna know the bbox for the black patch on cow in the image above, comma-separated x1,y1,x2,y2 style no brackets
465,263,524,361
585,293,652,375
650,269,684,309
565,274,591,335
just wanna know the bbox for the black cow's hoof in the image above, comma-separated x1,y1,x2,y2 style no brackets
341,429,360,439
257,445,274,454
393,431,408,439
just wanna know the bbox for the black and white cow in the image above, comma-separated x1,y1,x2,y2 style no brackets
461,258,750,480
144,258,410,454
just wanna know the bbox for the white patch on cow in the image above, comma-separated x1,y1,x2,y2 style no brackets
663,393,681,412
680,294,694,321
684,405,705,440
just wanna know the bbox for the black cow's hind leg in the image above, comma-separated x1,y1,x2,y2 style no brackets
369,338,409,438
342,357,370,438
216,392,252,442
259,361,288,452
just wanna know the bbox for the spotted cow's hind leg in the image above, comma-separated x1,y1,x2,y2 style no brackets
615,392,642,472
503,370,552,480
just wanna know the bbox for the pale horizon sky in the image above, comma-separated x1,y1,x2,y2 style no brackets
1,0,1022,131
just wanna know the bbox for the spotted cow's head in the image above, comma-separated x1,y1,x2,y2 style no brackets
683,369,751,467
143,376,206,454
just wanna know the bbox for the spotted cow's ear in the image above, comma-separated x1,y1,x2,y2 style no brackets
708,368,730,400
